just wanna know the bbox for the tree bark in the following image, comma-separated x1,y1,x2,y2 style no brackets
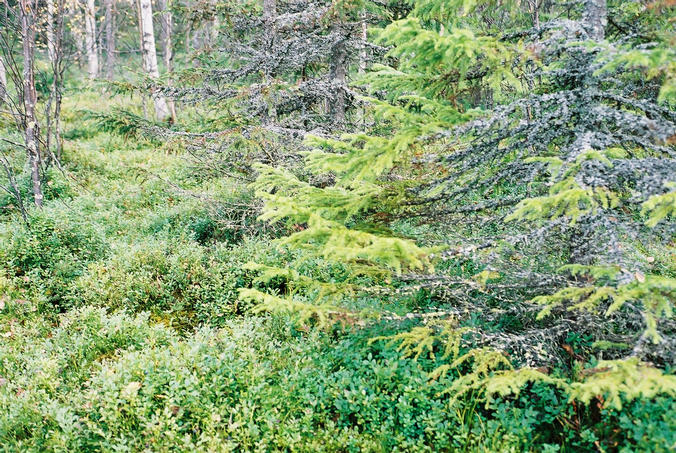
262,0,276,124
84,0,99,77
329,24,347,126
582,0,606,41
263,0,276,46
157,0,177,122
0,56,7,104
46,0,56,64
137,0,171,121
104,0,116,79
158,0,172,68
210,8,220,45
358,20,367,74
19,0,44,207
47,0,66,161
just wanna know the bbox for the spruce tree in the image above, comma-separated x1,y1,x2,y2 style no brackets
247,0,676,404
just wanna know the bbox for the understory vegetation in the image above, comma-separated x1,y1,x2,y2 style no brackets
1,0,675,451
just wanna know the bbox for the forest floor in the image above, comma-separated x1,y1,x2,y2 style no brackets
0,90,454,452
0,89,673,452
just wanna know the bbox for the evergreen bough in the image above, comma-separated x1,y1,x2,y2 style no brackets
246,0,676,409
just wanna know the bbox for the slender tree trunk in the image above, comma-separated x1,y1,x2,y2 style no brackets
0,56,7,103
135,0,149,119
48,0,66,160
329,24,347,126
19,0,43,207
46,0,56,63
583,0,606,41
84,0,99,77
358,18,367,127
185,26,191,56
527,0,540,28
158,0,172,68
104,0,116,79
569,0,608,265
263,0,276,48
75,29,84,70
0,155,29,224
358,20,367,74
137,0,171,121
190,27,202,67
157,0,177,122
46,0,56,158
210,9,220,45
263,0,276,124
97,21,103,70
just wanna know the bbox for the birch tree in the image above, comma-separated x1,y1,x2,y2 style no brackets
46,0,56,63
45,0,66,160
84,0,99,77
19,0,43,207
137,0,171,121
157,0,177,122
0,56,6,103
104,0,116,79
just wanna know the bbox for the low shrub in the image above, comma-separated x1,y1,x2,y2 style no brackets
1,313,673,452
0,307,175,451
68,239,280,326
0,166,73,215
0,209,108,308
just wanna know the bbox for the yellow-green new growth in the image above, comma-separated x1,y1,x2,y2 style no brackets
642,184,676,228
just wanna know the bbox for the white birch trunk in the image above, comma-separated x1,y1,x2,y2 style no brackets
104,0,116,79
157,0,177,122
19,0,44,207
137,0,171,121
47,0,56,64
84,0,99,77
359,20,367,74
0,56,7,103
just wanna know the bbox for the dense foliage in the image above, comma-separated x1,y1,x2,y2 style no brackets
0,0,674,451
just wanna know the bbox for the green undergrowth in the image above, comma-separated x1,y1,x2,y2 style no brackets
0,89,674,452
1,307,673,452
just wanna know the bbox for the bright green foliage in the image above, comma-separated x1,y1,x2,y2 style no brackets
69,240,253,326
367,18,520,101
599,1,676,104
252,163,381,222
239,288,349,328
642,184,676,227
569,358,676,410
1,0,675,450
0,208,108,308
377,326,675,416
436,348,515,402
245,3,676,448
605,45,676,103
247,1,516,317
370,320,470,361
405,0,524,28
506,178,620,225
507,150,623,224
248,159,432,282
533,265,675,343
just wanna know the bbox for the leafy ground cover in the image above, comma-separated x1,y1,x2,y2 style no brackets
0,82,674,452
